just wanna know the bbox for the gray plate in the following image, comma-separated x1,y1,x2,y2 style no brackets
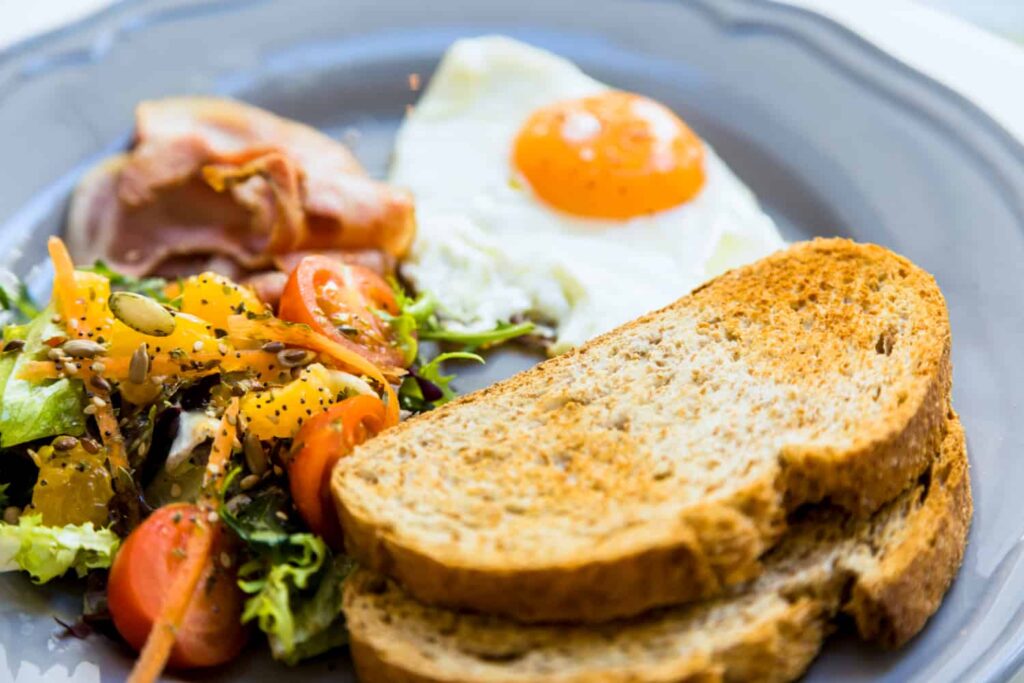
1,0,1023,681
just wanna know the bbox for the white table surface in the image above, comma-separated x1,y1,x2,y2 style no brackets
0,1,1023,682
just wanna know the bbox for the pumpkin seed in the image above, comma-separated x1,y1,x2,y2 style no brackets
109,291,176,336
129,344,149,385
61,339,106,358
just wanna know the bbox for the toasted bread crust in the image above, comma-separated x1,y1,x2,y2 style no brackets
343,417,971,683
336,239,952,622
845,410,972,647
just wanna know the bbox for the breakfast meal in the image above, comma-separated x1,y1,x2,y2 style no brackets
0,35,968,683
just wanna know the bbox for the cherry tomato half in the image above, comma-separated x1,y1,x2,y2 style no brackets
107,504,247,669
288,395,387,547
278,255,405,369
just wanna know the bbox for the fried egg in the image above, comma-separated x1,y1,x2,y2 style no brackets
392,36,785,353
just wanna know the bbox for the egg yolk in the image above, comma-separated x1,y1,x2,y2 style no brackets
512,91,705,220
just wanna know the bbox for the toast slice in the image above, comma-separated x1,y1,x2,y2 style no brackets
343,413,971,683
334,239,952,622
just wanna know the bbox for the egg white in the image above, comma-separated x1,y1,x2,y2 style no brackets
392,36,785,353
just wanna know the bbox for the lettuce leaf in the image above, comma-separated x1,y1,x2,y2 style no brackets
0,514,120,583
0,310,87,447
238,532,355,664
384,283,534,359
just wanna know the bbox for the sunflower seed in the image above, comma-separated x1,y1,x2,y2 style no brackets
80,438,101,454
225,494,251,513
129,344,149,385
89,375,112,393
260,341,285,353
278,348,314,368
52,435,79,451
109,291,176,336
2,339,24,353
61,339,106,358
240,474,261,491
3,506,21,524
243,432,267,476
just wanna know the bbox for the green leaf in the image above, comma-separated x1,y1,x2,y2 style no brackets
385,281,533,356
0,310,87,448
0,514,120,584
239,532,356,664
418,320,536,350
0,280,40,322
219,474,295,550
419,351,484,403
81,261,169,304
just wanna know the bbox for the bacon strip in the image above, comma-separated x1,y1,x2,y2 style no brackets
67,97,415,278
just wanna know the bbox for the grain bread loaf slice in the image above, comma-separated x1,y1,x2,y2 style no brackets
333,239,952,622
343,413,971,683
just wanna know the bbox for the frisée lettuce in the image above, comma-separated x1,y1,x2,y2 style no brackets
0,514,120,583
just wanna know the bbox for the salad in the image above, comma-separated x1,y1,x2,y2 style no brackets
0,237,530,681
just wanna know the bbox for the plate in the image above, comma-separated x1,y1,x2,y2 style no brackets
1,0,1023,681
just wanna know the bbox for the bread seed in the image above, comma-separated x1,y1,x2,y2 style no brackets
52,435,79,451
109,291,176,336
61,339,106,358
129,344,149,385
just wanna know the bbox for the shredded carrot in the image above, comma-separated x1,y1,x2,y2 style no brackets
126,512,215,683
202,399,240,498
47,237,81,322
94,399,128,472
228,315,400,426
20,350,285,384
126,400,239,683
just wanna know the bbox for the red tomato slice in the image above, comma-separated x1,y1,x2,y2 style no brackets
288,395,387,547
278,255,405,369
107,504,247,669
